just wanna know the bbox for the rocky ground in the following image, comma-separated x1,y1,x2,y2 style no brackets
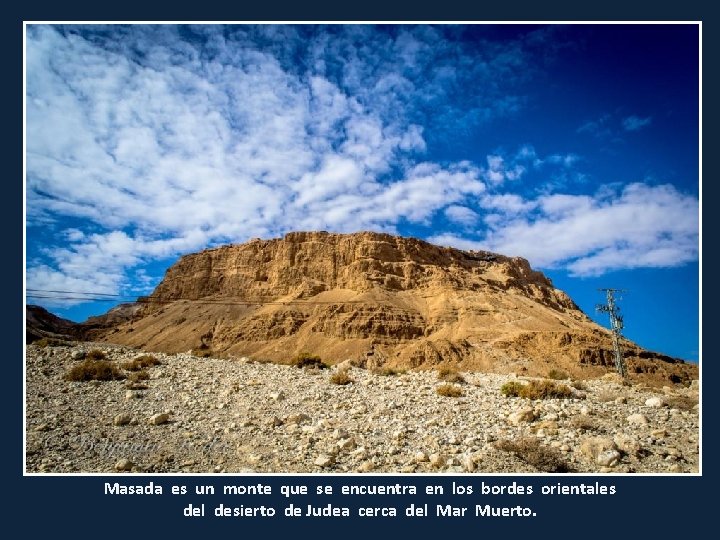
26,342,700,474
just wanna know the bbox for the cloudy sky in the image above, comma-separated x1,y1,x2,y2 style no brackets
25,24,700,361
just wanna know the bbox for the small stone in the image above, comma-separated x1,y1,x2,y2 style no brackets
508,407,536,425
314,454,334,467
114,459,134,472
615,396,627,404
613,434,642,456
337,438,356,451
286,413,311,425
357,461,374,472
596,450,622,467
113,414,132,426
34,423,50,432
429,453,446,468
269,391,285,401
651,428,669,439
461,454,476,472
414,451,429,463
580,437,618,464
149,413,170,425
125,390,140,400
645,397,665,408
627,413,649,425
71,350,85,360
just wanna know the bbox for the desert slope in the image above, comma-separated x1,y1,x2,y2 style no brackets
97,231,696,384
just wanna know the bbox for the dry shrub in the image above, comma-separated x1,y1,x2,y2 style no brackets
123,355,161,371
128,370,150,383
436,384,463,397
547,369,570,380
497,437,572,473
65,360,125,382
501,380,574,400
86,349,107,361
292,352,328,370
665,395,698,411
330,369,353,385
570,380,587,390
437,367,466,384
570,415,603,432
34,337,63,348
191,349,213,358
372,367,405,376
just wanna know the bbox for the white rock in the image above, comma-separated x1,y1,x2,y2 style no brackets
114,459,134,472
314,454,334,467
429,453,446,468
645,397,665,408
149,413,170,425
596,450,621,467
414,451,429,463
508,407,536,425
113,414,132,426
269,391,285,401
627,413,649,425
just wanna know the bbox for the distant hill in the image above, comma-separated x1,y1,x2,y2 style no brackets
86,231,695,385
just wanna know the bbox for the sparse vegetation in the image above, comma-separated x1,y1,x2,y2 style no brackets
570,380,587,390
372,366,405,376
86,349,107,361
128,370,150,383
330,369,353,385
436,384,463,397
501,380,575,400
292,352,328,370
547,369,570,380
191,349,213,358
437,367,466,384
570,415,603,432
122,355,161,371
65,360,125,382
33,337,63,348
665,395,698,411
496,437,572,473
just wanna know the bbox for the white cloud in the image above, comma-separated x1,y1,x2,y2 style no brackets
622,115,652,131
434,183,698,276
444,205,479,226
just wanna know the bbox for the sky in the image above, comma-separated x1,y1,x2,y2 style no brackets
24,24,700,362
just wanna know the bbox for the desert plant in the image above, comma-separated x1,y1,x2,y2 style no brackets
33,337,63,348
123,355,161,371
496,437,572,473
191,349,213,358
437,367,466,384
436,384,463,397
128,370,150,383
570,415,603,432
330,369,354,385
86,349,107,361
501,381,526,397
65,360,125,382
547,369,570,380
501,380,574,400
292,352,328,369
570,380,588,390
372,366,406,376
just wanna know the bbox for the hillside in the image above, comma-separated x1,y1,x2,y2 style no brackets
95,231,696,384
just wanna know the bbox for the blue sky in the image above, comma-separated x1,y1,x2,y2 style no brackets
25,24,700,361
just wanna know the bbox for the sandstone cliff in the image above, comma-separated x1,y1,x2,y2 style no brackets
98,231,696,384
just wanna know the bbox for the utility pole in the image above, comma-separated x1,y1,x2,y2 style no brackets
596,288,627,378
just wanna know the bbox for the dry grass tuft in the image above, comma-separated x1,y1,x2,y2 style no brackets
496,437,572,473
292,352,328,370
547,369,570,380
65,360,125,382
437,367,466,384
436,384,463,397
501,380,575,400
123,355,161,371
330,369,354,385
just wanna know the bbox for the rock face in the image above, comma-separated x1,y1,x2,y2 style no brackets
94,231,695,383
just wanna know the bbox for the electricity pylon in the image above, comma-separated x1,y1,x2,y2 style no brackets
596,288,627,378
